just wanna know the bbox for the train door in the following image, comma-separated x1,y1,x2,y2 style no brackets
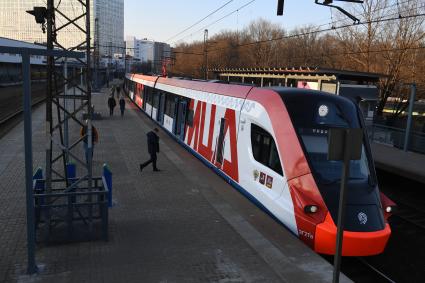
163,93,175,133
142,86,147,111
174,98,188,140
152,90,160,120
158,92,166,124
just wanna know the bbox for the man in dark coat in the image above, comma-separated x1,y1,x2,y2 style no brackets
139,128,160,172
108,94,116,116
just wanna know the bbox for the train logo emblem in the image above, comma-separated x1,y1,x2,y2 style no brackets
259,172,266,185
253,170,259,181
318,104,329,117
358,212,368,225
266,175,273,189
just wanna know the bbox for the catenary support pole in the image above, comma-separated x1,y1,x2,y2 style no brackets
204,29,208,80
333,129,351,283
63,59,69,163
23,52,37,274
403,83,416,152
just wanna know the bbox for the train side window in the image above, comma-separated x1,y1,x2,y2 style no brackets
251,124,283,175
146,87,153,104
187,109,194,127
216,118,227,164
165,93,176,117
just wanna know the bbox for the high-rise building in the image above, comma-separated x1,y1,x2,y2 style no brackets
126,37,155,63
96,0,124,56
0,0,124,56
125,36,171,73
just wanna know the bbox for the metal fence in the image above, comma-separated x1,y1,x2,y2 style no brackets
367,124,425,154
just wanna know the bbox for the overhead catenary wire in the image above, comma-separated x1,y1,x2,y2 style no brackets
165,0,235,43
96,44,203,57
172,0,256,45
170,10,425,61
204,11,425,54
314,0,413,29
172,0,411,46
272,45,425,63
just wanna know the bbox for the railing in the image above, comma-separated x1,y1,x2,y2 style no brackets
32,165,112,243
367,124,425,154
33,176,109,242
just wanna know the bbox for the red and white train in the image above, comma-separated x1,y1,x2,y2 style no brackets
124,74,395,256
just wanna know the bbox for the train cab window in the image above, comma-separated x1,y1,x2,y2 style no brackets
251,124,283,175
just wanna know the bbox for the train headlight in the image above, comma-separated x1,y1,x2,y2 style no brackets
385,206,396,213
304,205,318,214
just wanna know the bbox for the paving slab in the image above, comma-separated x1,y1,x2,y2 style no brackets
371,142,425,183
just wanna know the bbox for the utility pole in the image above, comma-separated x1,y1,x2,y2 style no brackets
328,128,363,283
45,0,54,195
94,17,99,91
124,41,127,74
108,41,112,86
404,83,416,151
204,29,208,80
122,41,126,76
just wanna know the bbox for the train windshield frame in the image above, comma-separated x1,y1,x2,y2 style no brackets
283,93,374,185
298,128,370,184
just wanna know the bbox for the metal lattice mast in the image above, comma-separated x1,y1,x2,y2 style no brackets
45,0,92,193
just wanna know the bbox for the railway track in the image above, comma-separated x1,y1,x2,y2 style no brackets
321,255,397,283
356,257,397,283
392,199,425,230
0,96,45,125
0,83,46,125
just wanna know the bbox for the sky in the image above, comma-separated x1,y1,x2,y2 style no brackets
124,0,349,46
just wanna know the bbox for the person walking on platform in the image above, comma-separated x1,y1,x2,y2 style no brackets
140,128,160,172
107,94,116,116
119,94,126,117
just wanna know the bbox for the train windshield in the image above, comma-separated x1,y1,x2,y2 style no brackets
298,128,370,184
284,94,372,184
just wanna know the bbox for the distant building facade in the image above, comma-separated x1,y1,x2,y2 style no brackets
126,37,155,63
0,0,124,56
125,36,171,73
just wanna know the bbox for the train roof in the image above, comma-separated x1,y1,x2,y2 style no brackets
128,74,356,107
268,86,357,104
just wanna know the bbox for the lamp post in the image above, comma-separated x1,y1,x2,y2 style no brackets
328,128,363,283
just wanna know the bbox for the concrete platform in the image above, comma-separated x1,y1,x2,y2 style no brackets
0,84,350,282
371,142,425,184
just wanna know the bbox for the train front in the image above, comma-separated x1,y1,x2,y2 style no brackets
281,90,394,256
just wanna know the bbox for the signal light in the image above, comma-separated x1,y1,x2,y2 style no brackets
26,7,47,24
304,205,318,214
26,7,47,33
